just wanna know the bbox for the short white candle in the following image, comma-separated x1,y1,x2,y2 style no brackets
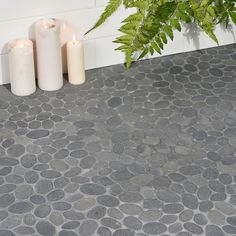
35,18,63,91
66,37,86,85
8,39,36,96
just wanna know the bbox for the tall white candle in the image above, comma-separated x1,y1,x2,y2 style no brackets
60,22,74,74
35,18,63,91
66,37,86,85
8,39,36,96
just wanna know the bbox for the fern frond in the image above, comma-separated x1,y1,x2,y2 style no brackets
86,0,236,68
85,0,122,35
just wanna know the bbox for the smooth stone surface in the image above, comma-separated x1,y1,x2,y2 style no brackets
143,222,167,235
206,225,224,236
0,45,235,236
8,202,33,214
78,220,98,236
36,221,55,236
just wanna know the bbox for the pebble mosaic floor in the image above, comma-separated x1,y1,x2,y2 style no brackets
0,44,236,236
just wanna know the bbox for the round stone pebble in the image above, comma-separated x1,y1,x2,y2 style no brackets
163,203,184,214
30,195,46,205
113,229,135,236
119,191,143,203
206,225,224,236
35,179,53,194
63,210,84,221
49,212,64,226
47,190,65,201
80,183,106,195
97,226,112,236
0,230,15,236
123,216,142,230
183,222,203,234
79,220,98,236
0,211,8,222
34,204,51,218
8,201,33,214
36,221,56,236
14,226,35,235
23,214,36,226
168,222,183,234
143,222,167,235
101,217,121,229
107,208,123,220
74,198,96,211
194,213,208,225
0,194,15,208
139,209,162,222
199,200,214,212
222,225,236,234
157,190,180,203
62,221,80,229
58,231,77,236
160,215,177,224
119,204,142,215
182,193,199,209
15,185,33,200
97,195,120,207
52,202,71,211
7,144,25,157
87,206,106,219
179,210,194,222
1,215,22,229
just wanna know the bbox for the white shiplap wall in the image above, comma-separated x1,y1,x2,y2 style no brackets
0,0,235,85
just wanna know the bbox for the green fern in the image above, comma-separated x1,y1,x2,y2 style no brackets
85,0,122,35
86,0,236,68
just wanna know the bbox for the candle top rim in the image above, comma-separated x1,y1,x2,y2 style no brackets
36,18,58,29
8,39,33,49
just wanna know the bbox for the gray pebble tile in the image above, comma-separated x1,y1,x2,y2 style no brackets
123,216,142,230
49,212,64,226
36,221,55,236
113,229,135,236
62,221,80,229
183,222,203,234
222,225,236,234
8,201,33,214
97,226,112,236
52,202,71,211
0,230,15,236
58,231,78,236
143,222,167,235
14,226,35,235
205,225,224,236
0,45,235,236
23,214,36,226
79,220,98,236
34,204,51,218
101,217,122,229
87,206,106,219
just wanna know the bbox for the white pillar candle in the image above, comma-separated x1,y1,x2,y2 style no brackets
60,22,74,74
66,37,86,85
8,39,36,96
35,18,63,91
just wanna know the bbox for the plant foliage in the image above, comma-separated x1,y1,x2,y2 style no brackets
86,0,236,68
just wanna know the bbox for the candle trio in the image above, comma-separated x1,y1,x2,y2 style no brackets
8,18,85,97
